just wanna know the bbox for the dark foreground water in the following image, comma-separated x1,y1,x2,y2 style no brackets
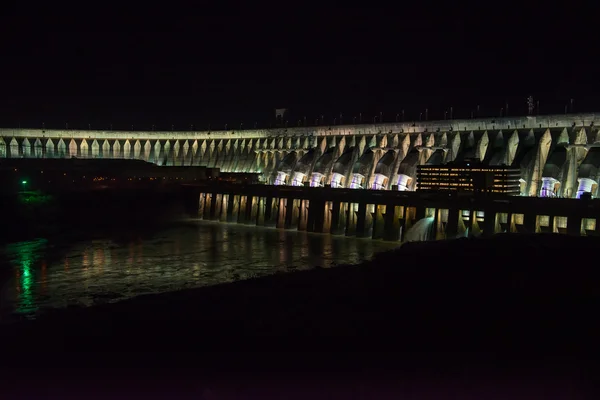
0,220,396,320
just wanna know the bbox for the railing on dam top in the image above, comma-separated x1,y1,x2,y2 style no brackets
190,184,600,242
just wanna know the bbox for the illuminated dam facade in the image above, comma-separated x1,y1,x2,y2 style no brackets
3,112,600,198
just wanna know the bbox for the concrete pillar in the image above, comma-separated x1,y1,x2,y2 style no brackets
482,209,496,237
310,200,326,233
226,194,236,223
383,204,402,241
371,204,385,240
306,199,323,232
567,215,582,236
264,197,276,227
415,206,426,221
345,202,358,236
209,193,218,220
237,195,247,224
445,208,459,238
355,202,368,238
523,213,536,234
322,201,333,233
198,192,206,219
256,197,265,226
298,200,309,231
284,197,295,229
276,197,287,229
219,194,228,222
330,201,342,235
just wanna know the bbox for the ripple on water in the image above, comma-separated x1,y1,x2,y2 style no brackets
0,221,397,319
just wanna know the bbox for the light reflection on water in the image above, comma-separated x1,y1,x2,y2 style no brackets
0,221,397,319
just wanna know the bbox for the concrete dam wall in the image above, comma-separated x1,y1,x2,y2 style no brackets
2,113,600,198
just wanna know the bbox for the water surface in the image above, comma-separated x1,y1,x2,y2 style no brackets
0,220,396,320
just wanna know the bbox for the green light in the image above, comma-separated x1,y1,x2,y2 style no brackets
21,180,27,184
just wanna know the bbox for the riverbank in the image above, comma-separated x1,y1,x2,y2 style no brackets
0,186,190,244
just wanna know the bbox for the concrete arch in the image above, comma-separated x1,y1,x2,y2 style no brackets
34,138,42,158
46,139,55,158
373,150,397,190
57,138,67,158
69,139,77,157
22,138,32,157
81,139,89,158
92,140,100,158
309,147,336,187
396,149,420,191
290,149,318,186
123,140,132,159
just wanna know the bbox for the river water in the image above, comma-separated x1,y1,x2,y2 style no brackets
0,220,397,320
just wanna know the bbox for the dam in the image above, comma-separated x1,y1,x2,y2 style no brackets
2,112,600,198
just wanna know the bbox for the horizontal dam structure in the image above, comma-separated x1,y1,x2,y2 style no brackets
3,113,600,198
191,184,600,242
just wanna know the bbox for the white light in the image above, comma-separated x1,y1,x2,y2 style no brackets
330,172,345,188
349,173,364,189
274,171,288,185
576,178,596,199
291,172,306,187
310,172,324,187
371,173,387,190
397,174,411,191
539,177,558,198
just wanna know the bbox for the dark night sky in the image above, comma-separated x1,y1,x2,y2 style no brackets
0,3,598,130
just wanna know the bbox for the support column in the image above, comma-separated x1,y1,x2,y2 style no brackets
330,201,342,235
372,204,385,240
256,197,265,226
226,194,236,222
264,197,276,227
523,213,536,234
276,197,287,229
306,199,325,233
567,214,582,236
355,202,368,238
209,193,218,220
237,195,246,224
445,208,459,238
284,197,294,229
383,204,402,241
345,203,358,236
482,209,496,237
